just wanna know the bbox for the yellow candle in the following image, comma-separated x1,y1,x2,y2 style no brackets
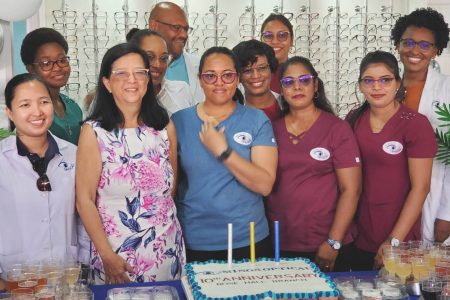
250,222,255,264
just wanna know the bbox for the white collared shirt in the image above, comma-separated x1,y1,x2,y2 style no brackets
0,134,81,274
158,79,197,116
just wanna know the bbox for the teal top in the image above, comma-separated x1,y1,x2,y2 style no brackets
49,93,82,145
165,54,190,84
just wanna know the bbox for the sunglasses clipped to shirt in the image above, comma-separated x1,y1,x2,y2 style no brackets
30,156,52,192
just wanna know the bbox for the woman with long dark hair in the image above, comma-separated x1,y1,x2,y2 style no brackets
348,51,437,269
76,43,185,284
267,56,361,272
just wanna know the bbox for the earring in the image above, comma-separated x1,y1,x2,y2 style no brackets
314,91,319,100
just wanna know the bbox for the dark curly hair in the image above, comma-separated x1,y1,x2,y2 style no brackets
20,27,69,66
391,7,449,55
231,40,278,73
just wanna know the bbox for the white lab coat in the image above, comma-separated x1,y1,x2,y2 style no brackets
0,134,84,274
419,67,450,243
183,51,204,103
158,79,196,116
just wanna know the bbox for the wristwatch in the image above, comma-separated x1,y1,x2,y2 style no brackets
327,238,342,251
217,146,232,162
388,236,400,247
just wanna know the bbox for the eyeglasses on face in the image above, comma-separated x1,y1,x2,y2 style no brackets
400,38,435,51
31,157,52,192
261,31,290,42
147,53,173,65
241,64,270,77
359,77,396,87
280,75,315,89
33,56,70,71
155,20,192,34
200,71,237,84
111,69,150,81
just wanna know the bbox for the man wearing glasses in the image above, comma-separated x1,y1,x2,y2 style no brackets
148,2,204,103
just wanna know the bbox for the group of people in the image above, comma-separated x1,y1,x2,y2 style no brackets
0,1,449,288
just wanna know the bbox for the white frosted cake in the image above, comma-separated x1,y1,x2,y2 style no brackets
184,257,339,299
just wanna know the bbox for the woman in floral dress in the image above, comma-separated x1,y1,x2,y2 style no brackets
76,43,184,284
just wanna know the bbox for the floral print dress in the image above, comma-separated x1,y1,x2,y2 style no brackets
88,121,185,283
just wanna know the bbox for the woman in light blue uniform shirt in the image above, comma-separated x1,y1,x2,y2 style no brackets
0,74,83,290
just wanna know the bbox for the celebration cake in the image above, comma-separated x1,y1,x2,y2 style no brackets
184,257,340,299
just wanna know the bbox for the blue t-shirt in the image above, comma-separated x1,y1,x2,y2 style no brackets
172,103,276,251
165,54,190,84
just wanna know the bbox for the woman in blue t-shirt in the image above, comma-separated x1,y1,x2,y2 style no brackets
171,47,278,262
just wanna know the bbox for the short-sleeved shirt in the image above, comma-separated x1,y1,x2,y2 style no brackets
0,134,79,274
172,103,277,251
49,93,83,145
268,112,361,252
354,105,437,253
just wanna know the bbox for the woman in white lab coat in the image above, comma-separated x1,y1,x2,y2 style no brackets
391,7,450,243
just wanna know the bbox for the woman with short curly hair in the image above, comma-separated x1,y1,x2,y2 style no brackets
21,28,82,145
391,7,450,244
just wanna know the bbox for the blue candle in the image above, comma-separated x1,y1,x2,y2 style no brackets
274,221,280,262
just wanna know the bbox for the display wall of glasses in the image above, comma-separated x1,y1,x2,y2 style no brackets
42,0,412,117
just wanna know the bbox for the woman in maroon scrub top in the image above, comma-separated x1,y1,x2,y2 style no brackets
347,51,437,270
268,56,362,272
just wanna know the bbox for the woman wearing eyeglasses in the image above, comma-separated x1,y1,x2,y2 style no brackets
171,47,277,262
128,29,195,116
260,14,294,94
76,43,185,284
391,8,450,244
347,51,437,270
21,28,82,145
0,73,80,289
232,40,281,121
267,56,361,272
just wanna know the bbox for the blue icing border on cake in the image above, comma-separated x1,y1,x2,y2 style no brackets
185,257,340,300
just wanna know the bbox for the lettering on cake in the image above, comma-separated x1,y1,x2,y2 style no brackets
199,272,318,285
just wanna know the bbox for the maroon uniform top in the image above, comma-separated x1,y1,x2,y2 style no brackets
261,100,281,121
268,111,361,252
354,105,437,253
270,64,282,94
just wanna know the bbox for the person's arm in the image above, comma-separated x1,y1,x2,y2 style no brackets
199,118,277,196
76,124,132,284
167,121,178,198
435,165,450,242
315,166,362,271
374,157,433,266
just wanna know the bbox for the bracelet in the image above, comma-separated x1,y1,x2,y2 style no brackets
217,146,232,162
